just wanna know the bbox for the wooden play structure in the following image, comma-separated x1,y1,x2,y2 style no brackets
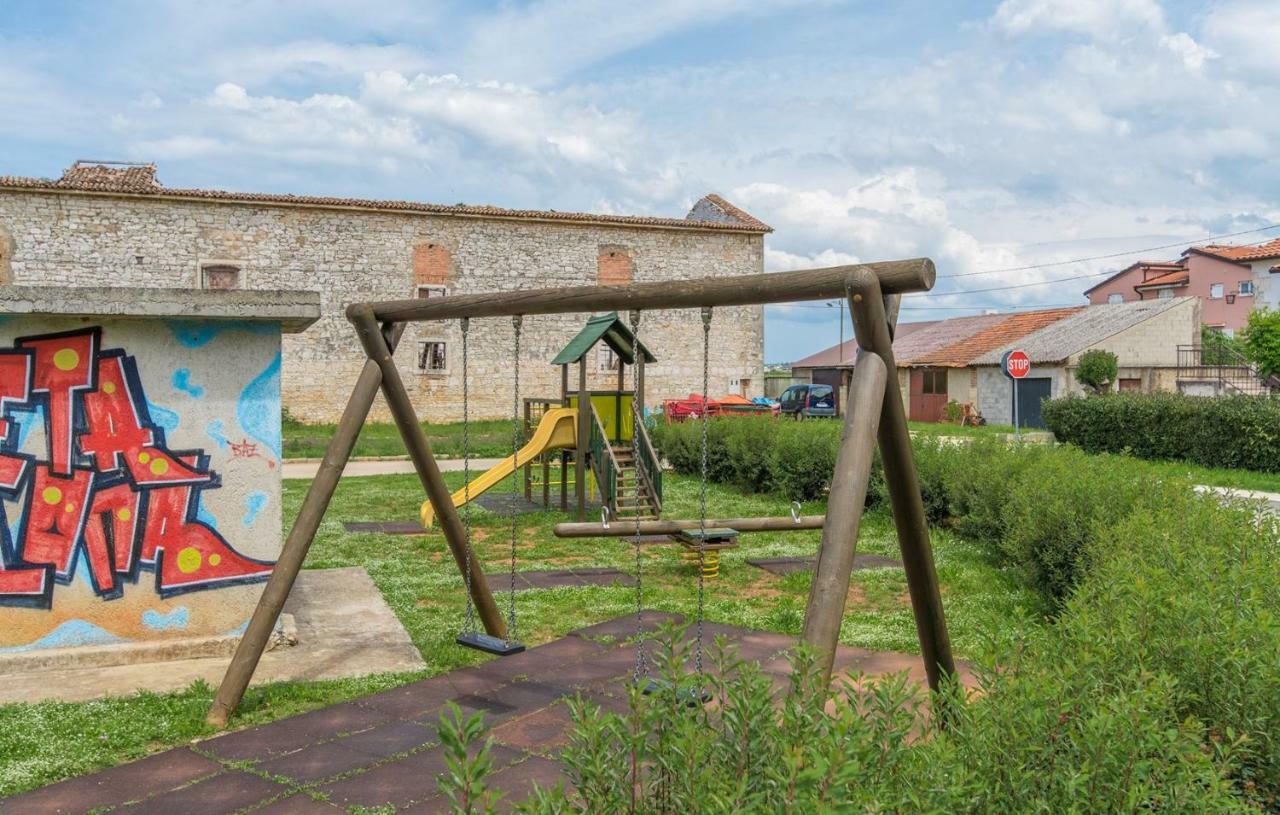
206,260,957,728
422,312,662,527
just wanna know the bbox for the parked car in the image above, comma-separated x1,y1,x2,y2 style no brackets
778,384,836,418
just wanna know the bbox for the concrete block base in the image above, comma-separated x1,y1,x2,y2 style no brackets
0,567,424,703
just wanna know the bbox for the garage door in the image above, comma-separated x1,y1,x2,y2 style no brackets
1014,377,1052,429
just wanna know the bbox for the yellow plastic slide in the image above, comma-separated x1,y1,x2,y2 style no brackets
421,407,579,527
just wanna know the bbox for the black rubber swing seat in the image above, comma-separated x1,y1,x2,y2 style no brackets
635,676,713,706
456,632,526,656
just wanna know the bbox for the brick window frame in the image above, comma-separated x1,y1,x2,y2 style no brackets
197,259,246,290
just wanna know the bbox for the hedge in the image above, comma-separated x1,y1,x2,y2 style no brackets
1042,392,1280,473
458,423,1280,810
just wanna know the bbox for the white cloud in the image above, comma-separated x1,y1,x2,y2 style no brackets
764,247,861,272
991,0,1165,38
1202,1,1280,76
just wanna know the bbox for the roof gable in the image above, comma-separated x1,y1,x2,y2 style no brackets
551,312,656,366
974,297,1193,365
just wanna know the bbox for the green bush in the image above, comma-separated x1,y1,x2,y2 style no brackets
1074,348,1118,393
767,420,841,500
1243,306,1280,379
1043,392,1280,473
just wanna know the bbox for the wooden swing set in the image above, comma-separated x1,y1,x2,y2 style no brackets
205,258,957,728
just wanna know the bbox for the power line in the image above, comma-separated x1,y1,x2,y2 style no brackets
939,224,1280,278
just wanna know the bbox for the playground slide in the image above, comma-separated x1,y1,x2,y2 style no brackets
420,407,579,527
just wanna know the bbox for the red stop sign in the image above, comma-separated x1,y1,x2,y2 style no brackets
1003,349,1031,379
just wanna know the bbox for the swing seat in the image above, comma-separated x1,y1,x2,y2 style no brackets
636,676,713,706
457,632,526,656
673,527,740,549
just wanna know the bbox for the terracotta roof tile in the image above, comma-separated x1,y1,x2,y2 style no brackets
1133,269,1189,289
910,307,1083,367
0,163,772,234
1193,237,1280,262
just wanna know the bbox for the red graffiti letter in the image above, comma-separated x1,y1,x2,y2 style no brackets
18,330,98,475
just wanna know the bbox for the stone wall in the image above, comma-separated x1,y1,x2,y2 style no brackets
0,191,766,422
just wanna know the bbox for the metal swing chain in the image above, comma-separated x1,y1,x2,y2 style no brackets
460,318,477,637
506,315,523,645
696,306,711,676
629,309,648,684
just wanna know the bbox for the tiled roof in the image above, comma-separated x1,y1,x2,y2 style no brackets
1133,269,1190,289
1192,237,1280,262
910,307,1083,367
1083,260,1183,295
790,321,935,368
974,297,1194,365
0,162,772,234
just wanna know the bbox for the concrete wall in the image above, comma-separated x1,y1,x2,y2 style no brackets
0,315,283,650
1247,258,1280,311
1067,298,1199,368
0,191,765,422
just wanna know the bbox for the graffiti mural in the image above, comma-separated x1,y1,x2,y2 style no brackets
0,327,274,609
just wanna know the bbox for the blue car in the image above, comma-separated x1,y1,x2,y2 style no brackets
778,384,837,419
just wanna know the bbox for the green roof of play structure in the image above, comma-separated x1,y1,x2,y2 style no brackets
552,312,657,366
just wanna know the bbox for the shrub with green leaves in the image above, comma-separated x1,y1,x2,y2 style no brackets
1074,348,1118,393
1043,391,1280,473
1243,306,1280,379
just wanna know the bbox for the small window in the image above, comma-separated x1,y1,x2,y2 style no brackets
416,284,448,299
201,264,241,290
1239,280,1255,297
1107,293,1124,305
809,386,834,408
920,369,946,395
1209,283,1224,299
781,386,801,402
1158,288,1174,300
416,341,448,374
597,345,620,373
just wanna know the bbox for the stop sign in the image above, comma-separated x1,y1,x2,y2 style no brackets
1002,349,1031,380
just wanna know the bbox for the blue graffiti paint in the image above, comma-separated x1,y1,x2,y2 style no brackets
237,353,281,458
168,319,276,349
196,502,219,530
171,368,205,398
8,403,43,451
145,399,180,433
0,620,124,652
142,606,189,630
205,419,229,450
243,491,268,526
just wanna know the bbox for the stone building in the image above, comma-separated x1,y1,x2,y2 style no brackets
0,161,771,422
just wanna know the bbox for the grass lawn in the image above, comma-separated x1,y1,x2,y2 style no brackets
0,472,1042,800
907,420,1016,437
283,417,517,460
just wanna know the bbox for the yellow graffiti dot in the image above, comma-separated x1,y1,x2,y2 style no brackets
116,508,132,522
149,458,170,476
102,381,116,395
64,502,76,514
41,486,62,505
137,452,151,464
208,554,222,567
52,348,79,371
176,547,202,574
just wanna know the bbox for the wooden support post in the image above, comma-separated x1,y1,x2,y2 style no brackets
849,285,957,693
800,350,887,680
207,324,404,729
576,358,588,521
350,307,506,641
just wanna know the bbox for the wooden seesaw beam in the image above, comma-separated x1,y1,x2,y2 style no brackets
553,515,827,538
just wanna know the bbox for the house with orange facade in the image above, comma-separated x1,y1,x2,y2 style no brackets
1084,237,1280,335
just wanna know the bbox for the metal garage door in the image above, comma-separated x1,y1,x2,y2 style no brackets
1014,377,1052,429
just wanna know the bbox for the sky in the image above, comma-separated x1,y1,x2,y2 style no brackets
2,0,1278,362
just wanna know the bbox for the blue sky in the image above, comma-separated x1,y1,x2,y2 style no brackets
3,0,1278,361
